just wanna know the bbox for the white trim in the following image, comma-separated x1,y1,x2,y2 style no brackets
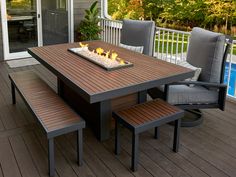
1,0,10,60
4,52,31,61
37,0,43,46
101,0,111,19
68,0,74,43
1,0,41,60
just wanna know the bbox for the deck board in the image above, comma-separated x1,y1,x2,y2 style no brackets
0,138,22,177
9,135,41,177
22,132,60,177
0,61,236,177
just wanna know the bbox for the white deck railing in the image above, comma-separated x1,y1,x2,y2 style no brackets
100,18,122,45
100,18,236,100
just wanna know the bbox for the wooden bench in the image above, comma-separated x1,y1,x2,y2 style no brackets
9,71,86,177
113,99,184,171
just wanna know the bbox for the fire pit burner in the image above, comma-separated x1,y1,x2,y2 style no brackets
68,43,133,71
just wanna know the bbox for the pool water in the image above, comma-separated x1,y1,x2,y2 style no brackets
224,62,236,96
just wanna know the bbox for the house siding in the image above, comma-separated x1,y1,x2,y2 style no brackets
0,11,4,61
0,0,101,60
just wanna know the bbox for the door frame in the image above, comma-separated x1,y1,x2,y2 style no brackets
1,0,74,60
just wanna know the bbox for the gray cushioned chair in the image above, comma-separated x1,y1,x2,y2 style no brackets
148,27,232,126
121,19,156,56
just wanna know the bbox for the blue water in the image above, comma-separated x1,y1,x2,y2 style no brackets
224,62,236,96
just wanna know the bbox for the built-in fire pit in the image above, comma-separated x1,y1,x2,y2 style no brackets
68,43,133,71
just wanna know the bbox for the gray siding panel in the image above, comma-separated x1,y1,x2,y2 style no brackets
73,0,101,28
0,8,4,61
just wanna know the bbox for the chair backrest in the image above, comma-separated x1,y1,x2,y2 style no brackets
120,19,156,56
186,27,232,83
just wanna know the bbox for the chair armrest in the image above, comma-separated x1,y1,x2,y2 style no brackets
166,81,227,88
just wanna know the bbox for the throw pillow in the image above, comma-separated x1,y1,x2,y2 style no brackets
119,43,144,54
177,61,202,85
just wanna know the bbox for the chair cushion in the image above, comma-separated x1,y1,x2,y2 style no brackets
186,27,226,83
119,43,144,53
121,19,155,56
158,85,218,105
177,61,202,82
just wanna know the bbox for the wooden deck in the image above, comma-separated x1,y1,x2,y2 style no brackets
0,61,236,177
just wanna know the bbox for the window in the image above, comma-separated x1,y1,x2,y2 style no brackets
56,0,67,10
7,0,35,10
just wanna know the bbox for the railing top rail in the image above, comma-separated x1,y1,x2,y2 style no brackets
155,26,191,35
100,17,122,23
100,18,191,35
100,18,122,29
100,18,235,40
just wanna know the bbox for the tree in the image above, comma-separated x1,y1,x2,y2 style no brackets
107,0,236,34
109,0,144,20
126,0,144,19
109,0,130,19
159,0,206,27
142,0,166,20
204,0,236,33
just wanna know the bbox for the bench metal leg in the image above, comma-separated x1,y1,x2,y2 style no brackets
131,133,139,172
173,119,181,152
154,127,159,139
11,82,16,105
115,119,121,155
48,138,55,177
77,129,83,166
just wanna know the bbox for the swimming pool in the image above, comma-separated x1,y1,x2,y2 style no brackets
224,62,236,96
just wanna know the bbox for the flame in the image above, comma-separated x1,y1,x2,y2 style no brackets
119,59,125,65
79,42,88,48
105,51,110,58
77,46,127,66
111,52,118,60
96,48,104,55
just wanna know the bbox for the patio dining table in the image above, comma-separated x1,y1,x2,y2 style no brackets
28,41,194,141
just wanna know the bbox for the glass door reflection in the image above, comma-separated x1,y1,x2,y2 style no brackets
41,0,69,46
7,0,38,53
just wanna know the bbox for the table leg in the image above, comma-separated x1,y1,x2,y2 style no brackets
57,78,111,141
57,78,64,96
57,79,147,141
94,100,112,141
138,90,147,103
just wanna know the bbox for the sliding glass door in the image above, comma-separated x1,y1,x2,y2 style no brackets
1,0,39,59
41,0,70,46
1,0,73,60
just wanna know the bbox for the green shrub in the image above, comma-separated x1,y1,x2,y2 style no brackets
77,1,101,41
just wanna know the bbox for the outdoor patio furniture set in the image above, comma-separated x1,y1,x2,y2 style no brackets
8,19,232,176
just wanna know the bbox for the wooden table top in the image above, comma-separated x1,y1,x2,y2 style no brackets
28,41,194,103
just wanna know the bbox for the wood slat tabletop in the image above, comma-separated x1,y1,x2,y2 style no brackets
28,41,194,103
